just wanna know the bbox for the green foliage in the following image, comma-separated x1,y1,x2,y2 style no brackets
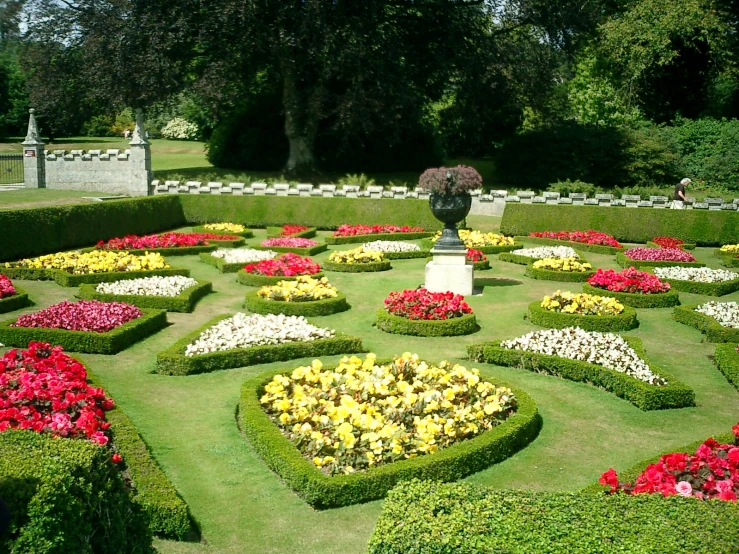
581,283,681,308
81,114,117,137
524,265,596,283
714,343,739,391
244,291,350,317
199,253,246,274
499,251,542,265
336,174,376,189
252,244,328,256
0,45,27,138
0,308,168,354
546,179,598,197
323,261,392,273
472,260,490,271
616,252,705,269
1,266,191,287
239,371,540,508
0,430,153,554
326,232,435,245
673,304,739,343
527,301,639,331
155,314,365,376
375,310,479,337
190,226,254,238
468,337,695,411
0,287,30,314
656,275,739,297
646,241,696,250
236,270,326,287
77,281,213,313
265,227,317,239
376,250,432,260
367,480,739,554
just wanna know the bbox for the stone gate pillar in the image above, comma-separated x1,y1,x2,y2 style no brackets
128,108,152,196
22,109,45,189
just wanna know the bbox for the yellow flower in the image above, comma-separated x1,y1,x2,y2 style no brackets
541,290,624,315
257,276,338,302
431,230,515,248
9,250,170,274
203,222,245,233
329,246,385,264
533,257,591,273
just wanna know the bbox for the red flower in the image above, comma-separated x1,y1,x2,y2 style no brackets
599,468,619,491
0,275,17,299
384,288,472,320
466,249,486,263
333,224,424,237
530,230,622,248
243,253,321,277
95,232,240,250
112,453,123,463
280,225,310,236
624,247,696,263
587,267,670,294
652,236,686,249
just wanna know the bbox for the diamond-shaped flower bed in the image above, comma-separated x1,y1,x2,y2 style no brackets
326,225,434,245
582,268,680,308
191,222,253,237
673,301,739,343
653,267,739,297
616,248,705,269
237,254,324,287
324,247,392,273
93,232,245,255
524,257,595,282
254,238,328,256
77,276,212,313
244,276,349,316
499,246,581,266
376,288,478,337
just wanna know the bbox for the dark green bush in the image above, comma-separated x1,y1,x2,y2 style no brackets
527,301,639,331
616,252,705,269
467,337,695,410
655,275,739,297
252,243,328,256
326,231,435,245
77,281,212,313
546,179,597,197
244,291,350,317
581,283,680,308
0,287,30,314
673,304,739,343
517,235,623,255
379,250,432,260
498,251,542,265
323,260,392,273
375,310,479,337
236,270,326,287
472,260,490,271
714,343,739,391
524,265,596,283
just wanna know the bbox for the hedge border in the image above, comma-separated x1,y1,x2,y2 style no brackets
0,266,191,287
190,225,254,238
0,287,31,314
581,283,680,308
714,343,739,392
266,226,318,239
524,264,595,282
253,243,329,256
646,241,696,250
155,313,366,376
467,336,695,411
515,235,623,255
499,249,584,266
527,300,639,332
238,365,540,508
653,274,739,297
379,250,432,260
375,310,479,337
0,308,168,354
236,270,325,287
244,290,350,317
420,239,524,255
472,260,491,271
198,251,252,273
616,252,705,269
721,257,739,268
77,280,212,313
673,304,739,343
323,260,392,273
713,248,737,260
85,244,216,257
326,231,435,245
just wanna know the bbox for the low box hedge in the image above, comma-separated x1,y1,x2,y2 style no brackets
515,235,623,255
323,260,392,273
581,282,680,308
714,343,739,391
0,287,31,314
84,244,217,257
498,251,547,265
376,309,479,337
525,264,595,282
467,337,695,410
472,260,490,271
244,290,350,316
236,270,325,287
0,308,168,354
714,248,737,259
380,250,432,260
615,252,706,269
527,301,639,332
0,266,191,287
190,225,254,238
156,313,365,376
673,304,739,343
326,231,435,245
197,251,250,273
654,274,739,296
252,243,328,256
77,280,212,313
646,241,696,250
420,239,524,255
367,479,739,554
266,226,317,239
238,369,540,508
722,257,739,268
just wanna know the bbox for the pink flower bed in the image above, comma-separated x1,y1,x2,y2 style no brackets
96,232,240,250
0,275,16,299
530,230,622,248
261,238,319,248
12,300,142,333
624,247,696,262
587,267,670,294
333,224,424,237
243,253,321,276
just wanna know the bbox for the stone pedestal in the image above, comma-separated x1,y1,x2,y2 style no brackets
424,248,474,296
22,109,45,189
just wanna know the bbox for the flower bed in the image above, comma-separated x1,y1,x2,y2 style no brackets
583,268,679,308
237,253,323,286
673,301,739,343
525,257,595,282
266,224,317,239
326,225,434,245
715,246,739,268
362,240,431,260
529,293,638,331
468,328,695,410
652,267,739,296
647,236,695,250
519,231,623,255
714,343,739,391
191,222,253,237
239,353,540,507
376,288,477,336
324,247,392,273
617,248,704,269
199,247,277,273
94,232,245,255
256,237,328,256
78,277,212,313
499,245,580,265
467,249,490,271
156,313,364,375
245,276,350,316
0,275,30,314
0,301,167,354
427,230,522,254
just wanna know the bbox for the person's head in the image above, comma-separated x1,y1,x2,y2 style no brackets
680,178,691,186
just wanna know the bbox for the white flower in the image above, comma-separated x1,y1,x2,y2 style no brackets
653,267,739,283
210,248,277,264
184,313,335,356
362,241,421,253
160,117,199,140
695,301,739,328
96,276,198,297
515,246,580,259
500,327,666,385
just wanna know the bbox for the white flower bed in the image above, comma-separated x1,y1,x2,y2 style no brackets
515,246,579,259
362,240,421,253
500,327,666,385
695,301,739,328
653,267,739,283
95,276,198,297
184,313,335,356
210,248,277,264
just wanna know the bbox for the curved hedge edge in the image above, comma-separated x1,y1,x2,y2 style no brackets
190,225,254,238
236,270,325,288
198,252,253,274
673,304,739,343
713,248,736,259
498,252,540,265
421,241,523,255
722,257,739,268
581,283,680,308
326,231,435,245
381,250,432,260
88,245,216,257
524,264,595,282
238,367,540,508
467,337,695,411
252,243,329,256
323,260,392,273
714,343,739,392
646,241,696,250
375,309,479,337
76,281,212,313
615,252,706,269
514,235,623,255
244,290,350,317
266,227,318,239
527,301,639,332
0,288,31,314
655,275,739,297
55,268,191,287
0,266,54,281
0,308,168,354
472,260,491,271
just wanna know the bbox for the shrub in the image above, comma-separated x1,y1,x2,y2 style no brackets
714,343,739,391
525,264,596,283
673,304,739,343
417,166,482,194
654,274,739,297
376,310,478,337
160,117,199,140
323,260,392,273
244,290,350,317
237,270,326,288
1,266,191,288
581,283,680,308
530,230,622,248
77,280,212,313
546,179,597,197
0,285,30,314
587,267,671,294
528,300,638,331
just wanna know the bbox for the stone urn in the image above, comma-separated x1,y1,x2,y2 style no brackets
429,193,472,251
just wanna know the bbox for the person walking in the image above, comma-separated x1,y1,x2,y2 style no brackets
672,178,691,209
123,128,131,140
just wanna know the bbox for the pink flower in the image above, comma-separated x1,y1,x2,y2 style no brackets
624,247,696,263
261,238,319,248
675,481,693,497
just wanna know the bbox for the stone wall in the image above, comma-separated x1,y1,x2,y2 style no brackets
45,149,150,196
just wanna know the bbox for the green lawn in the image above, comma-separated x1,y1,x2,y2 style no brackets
2,232,738,553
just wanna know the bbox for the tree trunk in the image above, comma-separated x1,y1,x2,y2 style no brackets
281,58,322,174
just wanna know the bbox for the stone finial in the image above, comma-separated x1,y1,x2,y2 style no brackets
129,108,149,146
23,108,44,145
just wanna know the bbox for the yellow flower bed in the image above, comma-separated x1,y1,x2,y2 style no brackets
431,230,515,248
533,257,592,273
7,250,170,275
328,247,385,264
541,290,624,315
260,353,517,475
257,275,338,302
720,244,739,253
203,222,246,233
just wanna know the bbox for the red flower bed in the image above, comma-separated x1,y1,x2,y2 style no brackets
12,300,142,333
384,288,472,320
261,237,319,248
530,230,622,248
333,224,424,237
466,249,487,263
652,236,685,249
624,247,696,262
280,224,311,236
0,342,114,445
600,424,739,501
0,275,16,299
96,232,240,250
243,253,321,277
587,267,670,294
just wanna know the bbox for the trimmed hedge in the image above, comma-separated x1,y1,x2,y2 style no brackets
326,231,435,245
581,282,680,308
156,314,365,376
0,266,191,287
198,252,249,273
655,274,739,296
191,225,254,238
527,301,639,332
722,257,739,268
367,480,739,554
239,370,540,508
0,287,31,314
646,240,696,250
420,239,524,255
380,250,432,260
714,343,739,391
77,281,212,313
323,260,392,273
84,244,217,257
472,260,490,271
467,337,695,410
515,235,623,255
0,430,153,553
252,243,328,256
244,290,350,316
616,252,705,269
499,251,549,265
525,264,595,282
237,270,325,288
673,304,739,343
501,203,739,246
0,308,168,354
375,310,479,337
266,226,317,239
